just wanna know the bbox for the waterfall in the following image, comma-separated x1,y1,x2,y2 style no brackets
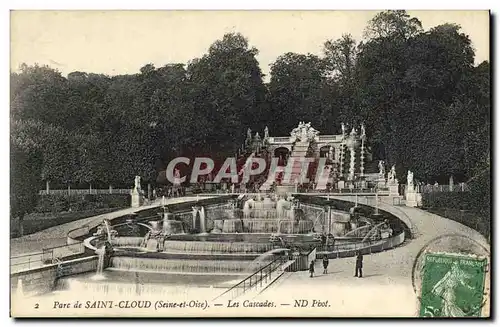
16,279,24,298
146,238,159,251
163,240,273,254
110,257,253,274
192,207,198,232
103,220,112,242
246,248,287,272
93,246,106,280
200,206,206,234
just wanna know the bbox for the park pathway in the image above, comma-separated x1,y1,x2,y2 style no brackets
251,195,489,317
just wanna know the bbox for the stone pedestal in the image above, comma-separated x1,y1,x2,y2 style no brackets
338,180,345,190
360,180,367,189
405,190,422,207
276,185,295,195
131,189,144,208
377,178,387,189
388,183,399,196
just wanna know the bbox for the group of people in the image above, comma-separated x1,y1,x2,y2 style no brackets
309,251,364,278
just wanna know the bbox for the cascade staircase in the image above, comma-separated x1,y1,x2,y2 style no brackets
287,141,310,185
260,140,311,192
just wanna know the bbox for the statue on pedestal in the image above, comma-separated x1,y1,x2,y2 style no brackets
131,176,144,207
290,121,318,142
245,128,252,147
174,169,181,186
341,123,346,138
306,122,319,140
378,160,385,178
360,123,366,138
134,176,142,192
388,165,397,183
350,127,357,137
254,132,262,153
264,126,269,140
407,170,414,188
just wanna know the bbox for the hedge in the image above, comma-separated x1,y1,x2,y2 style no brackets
34,194,130,214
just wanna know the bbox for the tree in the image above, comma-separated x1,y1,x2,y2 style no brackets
10,120,44,236
11,64,69,126
364,10,423,40
323,34,359,124
186,33,267,157
356,16,481,182
268,52,335,135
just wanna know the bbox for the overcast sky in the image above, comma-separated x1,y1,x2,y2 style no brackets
10,10,490,80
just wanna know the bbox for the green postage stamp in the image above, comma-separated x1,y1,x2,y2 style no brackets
419,253,488,317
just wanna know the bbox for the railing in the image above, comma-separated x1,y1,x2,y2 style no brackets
10,252,44,273
39,188,131,196
214,255,288,301
315,231,405,258
11,224,90,274
284,247,317,272
269,136,292,143
317,135,342,142
403,184,469,194
41,243,86,264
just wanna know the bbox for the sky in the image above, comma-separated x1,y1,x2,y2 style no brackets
10,10,490,81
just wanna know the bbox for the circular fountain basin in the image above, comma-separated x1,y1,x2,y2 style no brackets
167,233,315,243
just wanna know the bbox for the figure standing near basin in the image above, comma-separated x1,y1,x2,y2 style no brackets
322,255,329,274
309,260,315,278
354,251,363,278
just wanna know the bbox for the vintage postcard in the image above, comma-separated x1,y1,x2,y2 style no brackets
10,10,491,318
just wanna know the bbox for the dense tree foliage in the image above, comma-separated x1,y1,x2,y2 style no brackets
10,13,490,223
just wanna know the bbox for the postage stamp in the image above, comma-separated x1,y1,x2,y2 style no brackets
419,253,488,317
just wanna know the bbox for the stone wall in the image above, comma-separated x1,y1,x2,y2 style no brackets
11,256,98,297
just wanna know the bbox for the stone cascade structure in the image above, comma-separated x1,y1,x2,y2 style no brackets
208,195,313,234
285,141,310,190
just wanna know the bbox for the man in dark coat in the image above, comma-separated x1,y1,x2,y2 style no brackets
309,260,315,278
322,255,329,274
354,251,363,278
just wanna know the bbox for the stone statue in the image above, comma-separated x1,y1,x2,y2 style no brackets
361,123,366,137
388,165,397,182
378,160,385,177
134,176,141,191
407,170,414,187
264,126,269,140
341,123,346,136
254,132,262,153
328,146,334,160
173,169,181,186
350,127,357,136
306,123,319,140
254,132,261,141
245,128,252,147
300,124,308,141
290,122,319,142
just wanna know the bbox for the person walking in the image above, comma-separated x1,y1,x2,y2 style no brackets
354,251,363,278
309,260,315,278
322,255,329,274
